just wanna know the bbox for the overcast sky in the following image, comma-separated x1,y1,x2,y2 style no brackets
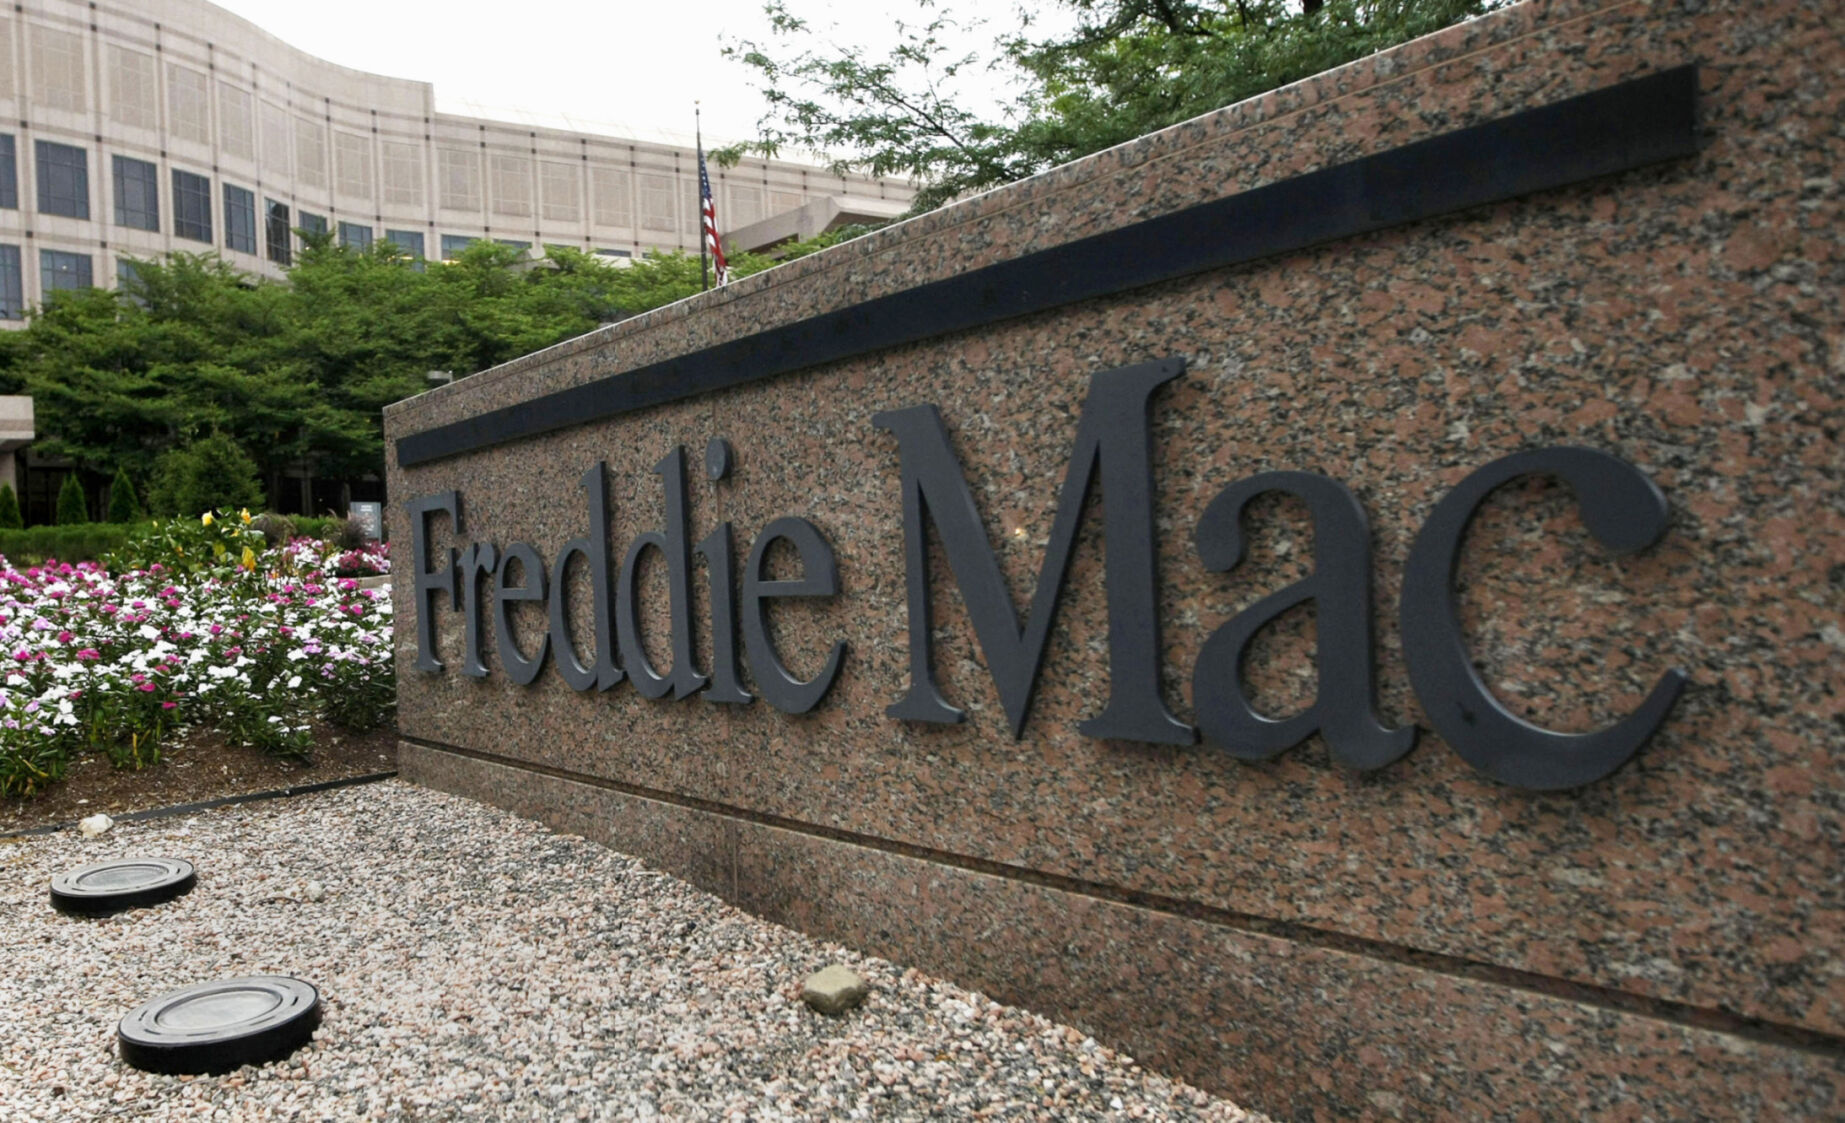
209,0,1044,153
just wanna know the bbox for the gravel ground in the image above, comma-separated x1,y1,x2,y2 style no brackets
0,781,1265,1121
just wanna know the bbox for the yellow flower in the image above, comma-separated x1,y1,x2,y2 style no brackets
201,512,214,526
241,546,256,571
240,508,252,524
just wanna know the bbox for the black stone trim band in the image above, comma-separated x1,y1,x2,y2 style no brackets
395,66,1699,468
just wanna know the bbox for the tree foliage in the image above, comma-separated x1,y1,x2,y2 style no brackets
721,0,1497,211
147,433,266,518
0,483,22,530
55,474,88,526
106,466,144,523
0,239,794,509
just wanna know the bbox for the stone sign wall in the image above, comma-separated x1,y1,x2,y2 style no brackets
385,1,1844,1116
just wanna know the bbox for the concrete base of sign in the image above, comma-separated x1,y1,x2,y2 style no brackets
402,741,1844,1118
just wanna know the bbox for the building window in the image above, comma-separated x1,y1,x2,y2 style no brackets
385,229,424,257
35,141,89,219
596,248,632,259
298,211,328,239
113,156,159,231
489,155,532,217
41,250,93,292
337,222,373,250
437,149,481,211
439,234,476,260
266,199,292,264
218,82,254,160
260,102,291,175
116,259,147,306
333,131,372,199
31,25,87,113
0,246,22,318
107,46,159,130
166,63,210,145
591,167,631,228
539,161,579,221
381,142,422,206
223,184,257,254
294,119,327,188
172,169,212,242
638,173,676,232
496,239,531,251
0,136,16,210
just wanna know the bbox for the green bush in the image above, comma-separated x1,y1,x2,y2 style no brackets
106,466,144,523
292,515,343,541
0,522,139,564
55,475,88,525
0,483,21,530
103,510,268,578
148,434,266,517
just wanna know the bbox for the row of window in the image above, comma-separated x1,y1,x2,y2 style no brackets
0,245,95,317
0,232,638,318
2,137,646,268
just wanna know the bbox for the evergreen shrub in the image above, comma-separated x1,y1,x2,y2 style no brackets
55,475,88,525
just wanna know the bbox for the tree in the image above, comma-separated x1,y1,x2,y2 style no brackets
146,434,266,517
0,483,22,529
0,239,808,503
721,0,1497,211
106,466,144,523
55,474,88,525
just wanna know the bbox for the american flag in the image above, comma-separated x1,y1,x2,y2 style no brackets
698,145,728,286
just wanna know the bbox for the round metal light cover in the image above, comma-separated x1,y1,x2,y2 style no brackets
50,857,196,916
118,976,321,1074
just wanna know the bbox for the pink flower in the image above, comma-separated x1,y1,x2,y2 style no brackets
76,649,100,662
161,701,177,710
137,682,156,693
55,630,72,643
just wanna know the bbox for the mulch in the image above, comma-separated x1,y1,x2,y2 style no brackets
0,722,398,836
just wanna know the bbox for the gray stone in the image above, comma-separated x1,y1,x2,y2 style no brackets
801,965,869,1015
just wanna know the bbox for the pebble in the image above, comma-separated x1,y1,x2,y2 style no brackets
77,813,114,838
803,964,870,1015
0,781,1266,1121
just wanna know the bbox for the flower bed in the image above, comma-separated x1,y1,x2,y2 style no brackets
0,512,393,798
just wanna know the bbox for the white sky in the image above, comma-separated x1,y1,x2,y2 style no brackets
208,0,1048,153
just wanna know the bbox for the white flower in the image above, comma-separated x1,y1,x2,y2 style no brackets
287,675,302,689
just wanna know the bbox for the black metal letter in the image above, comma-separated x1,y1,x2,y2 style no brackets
495,543,549,686
546,463,622,692
617,447,710,701
1192,472,1414,770
1400,447,1687,790
871,358,1193,744
457,542,499,678
406,490,460,673
741,517,845,714
696,522,753,705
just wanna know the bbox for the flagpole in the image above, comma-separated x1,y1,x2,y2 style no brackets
696,102,710,293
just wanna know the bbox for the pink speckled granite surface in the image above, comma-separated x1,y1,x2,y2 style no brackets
386,0,1845,1115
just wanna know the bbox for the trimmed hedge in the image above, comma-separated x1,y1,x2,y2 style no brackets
0,522,141,565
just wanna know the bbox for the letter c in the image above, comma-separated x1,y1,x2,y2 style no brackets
1400,447,1686,790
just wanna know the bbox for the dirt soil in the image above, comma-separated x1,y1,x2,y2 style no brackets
0,723,398,835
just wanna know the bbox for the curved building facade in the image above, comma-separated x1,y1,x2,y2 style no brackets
0,0,912,319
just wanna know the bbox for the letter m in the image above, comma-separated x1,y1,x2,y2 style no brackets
872,358,1193,745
